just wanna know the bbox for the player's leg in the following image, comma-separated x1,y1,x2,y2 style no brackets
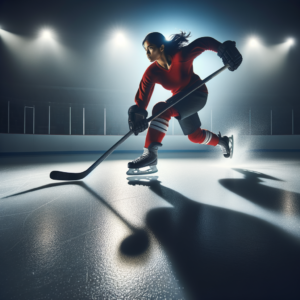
144,102,179,148
187,126,219,146
188,127,233,158
127,102,179,175
173,89,233,158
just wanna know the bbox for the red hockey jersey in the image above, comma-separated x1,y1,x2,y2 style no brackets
135,37,221,110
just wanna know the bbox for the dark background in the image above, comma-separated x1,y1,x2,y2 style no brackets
0,0,299,135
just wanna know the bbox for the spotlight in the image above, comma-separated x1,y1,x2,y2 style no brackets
40,28,54,39
248,37,260,47
115,32,125,44
286,38,294,46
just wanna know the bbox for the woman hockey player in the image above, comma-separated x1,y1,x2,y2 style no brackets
127,32,242,175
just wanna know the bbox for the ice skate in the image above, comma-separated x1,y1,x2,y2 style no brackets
127,142,162,175
217,132,233,158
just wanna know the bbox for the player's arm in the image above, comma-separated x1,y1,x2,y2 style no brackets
182,37,222,59
184,37,242,71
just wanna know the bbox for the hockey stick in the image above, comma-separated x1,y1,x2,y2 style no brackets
50,64,229,181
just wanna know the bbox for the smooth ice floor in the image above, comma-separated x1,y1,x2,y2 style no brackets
1,151,300,300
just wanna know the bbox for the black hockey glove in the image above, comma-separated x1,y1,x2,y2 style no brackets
128,105,148,136
218,41,242,71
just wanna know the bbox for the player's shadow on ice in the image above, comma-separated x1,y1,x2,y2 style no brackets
219,168,300,214
127,176,300,300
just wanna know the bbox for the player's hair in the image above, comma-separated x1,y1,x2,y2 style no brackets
142,31,191,55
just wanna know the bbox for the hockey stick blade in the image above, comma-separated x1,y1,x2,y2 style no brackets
50,170,87,181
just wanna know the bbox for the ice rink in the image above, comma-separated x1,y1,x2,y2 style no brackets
1,150,300,300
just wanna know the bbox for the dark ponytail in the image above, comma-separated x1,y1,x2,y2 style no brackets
142,31,191,55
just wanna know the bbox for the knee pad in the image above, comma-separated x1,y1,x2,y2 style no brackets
152,102,179,121
152,102,168,115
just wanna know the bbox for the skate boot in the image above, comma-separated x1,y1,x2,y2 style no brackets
127,142,162,175
217,132,234,158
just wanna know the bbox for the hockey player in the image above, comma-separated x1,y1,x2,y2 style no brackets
127,32,242,175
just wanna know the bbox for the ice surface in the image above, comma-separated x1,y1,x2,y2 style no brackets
1,151,300,299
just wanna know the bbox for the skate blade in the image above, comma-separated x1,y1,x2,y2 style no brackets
229,135,234,159
126,165,158,175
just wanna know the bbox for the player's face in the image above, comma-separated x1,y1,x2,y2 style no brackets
143,40,163,62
